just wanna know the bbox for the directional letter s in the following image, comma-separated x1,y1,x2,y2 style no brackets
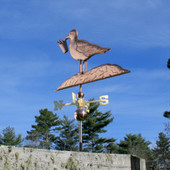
99,95,109,105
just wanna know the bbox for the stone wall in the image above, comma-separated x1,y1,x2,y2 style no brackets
0,145,146,170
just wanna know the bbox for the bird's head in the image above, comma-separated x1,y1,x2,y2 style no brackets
64,29,78,41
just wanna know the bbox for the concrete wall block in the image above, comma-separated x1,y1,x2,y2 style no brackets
0,145,146,170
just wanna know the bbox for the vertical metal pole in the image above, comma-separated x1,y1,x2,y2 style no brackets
79,84,82,92
79,60,83,152
79,121,82,151
79,61,82,92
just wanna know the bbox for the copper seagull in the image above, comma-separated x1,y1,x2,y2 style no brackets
64,29,110,73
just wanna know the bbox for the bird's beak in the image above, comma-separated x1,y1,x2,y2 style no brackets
64,35,70,41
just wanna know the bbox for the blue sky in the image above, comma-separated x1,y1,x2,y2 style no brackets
0,0,170,146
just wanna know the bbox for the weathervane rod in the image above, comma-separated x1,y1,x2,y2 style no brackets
79,60,82,92
79,60,83,152
79,121,82,151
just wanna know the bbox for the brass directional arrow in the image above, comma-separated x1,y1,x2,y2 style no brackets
54,92,109,112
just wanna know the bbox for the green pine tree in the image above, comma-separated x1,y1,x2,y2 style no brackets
82,101,115,153
0,126,23,146
26,108,60,149
164,111,170,119
55,115,78,151
167,59,170,69
163,111,170,137
118,134,152,160
105,142,119,153
152,132,170,170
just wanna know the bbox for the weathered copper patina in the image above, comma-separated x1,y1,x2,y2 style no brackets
56,64,130,91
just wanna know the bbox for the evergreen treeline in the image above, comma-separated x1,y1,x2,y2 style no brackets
0,100,169,169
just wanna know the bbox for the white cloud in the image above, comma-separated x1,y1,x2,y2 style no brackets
1,0,170,47
92,68,170,94
0,56,79,95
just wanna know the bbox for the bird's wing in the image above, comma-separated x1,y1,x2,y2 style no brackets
76,40,109,58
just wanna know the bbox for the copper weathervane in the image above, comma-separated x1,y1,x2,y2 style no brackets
55,29,130,151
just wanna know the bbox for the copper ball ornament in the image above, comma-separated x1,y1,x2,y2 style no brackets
77,92,84,98
74,108,87,121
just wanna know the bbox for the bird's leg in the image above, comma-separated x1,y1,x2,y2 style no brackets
82,61,87,73
79,60,84,74
85,61,87,72
79,60,82,73
82,61,85,74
